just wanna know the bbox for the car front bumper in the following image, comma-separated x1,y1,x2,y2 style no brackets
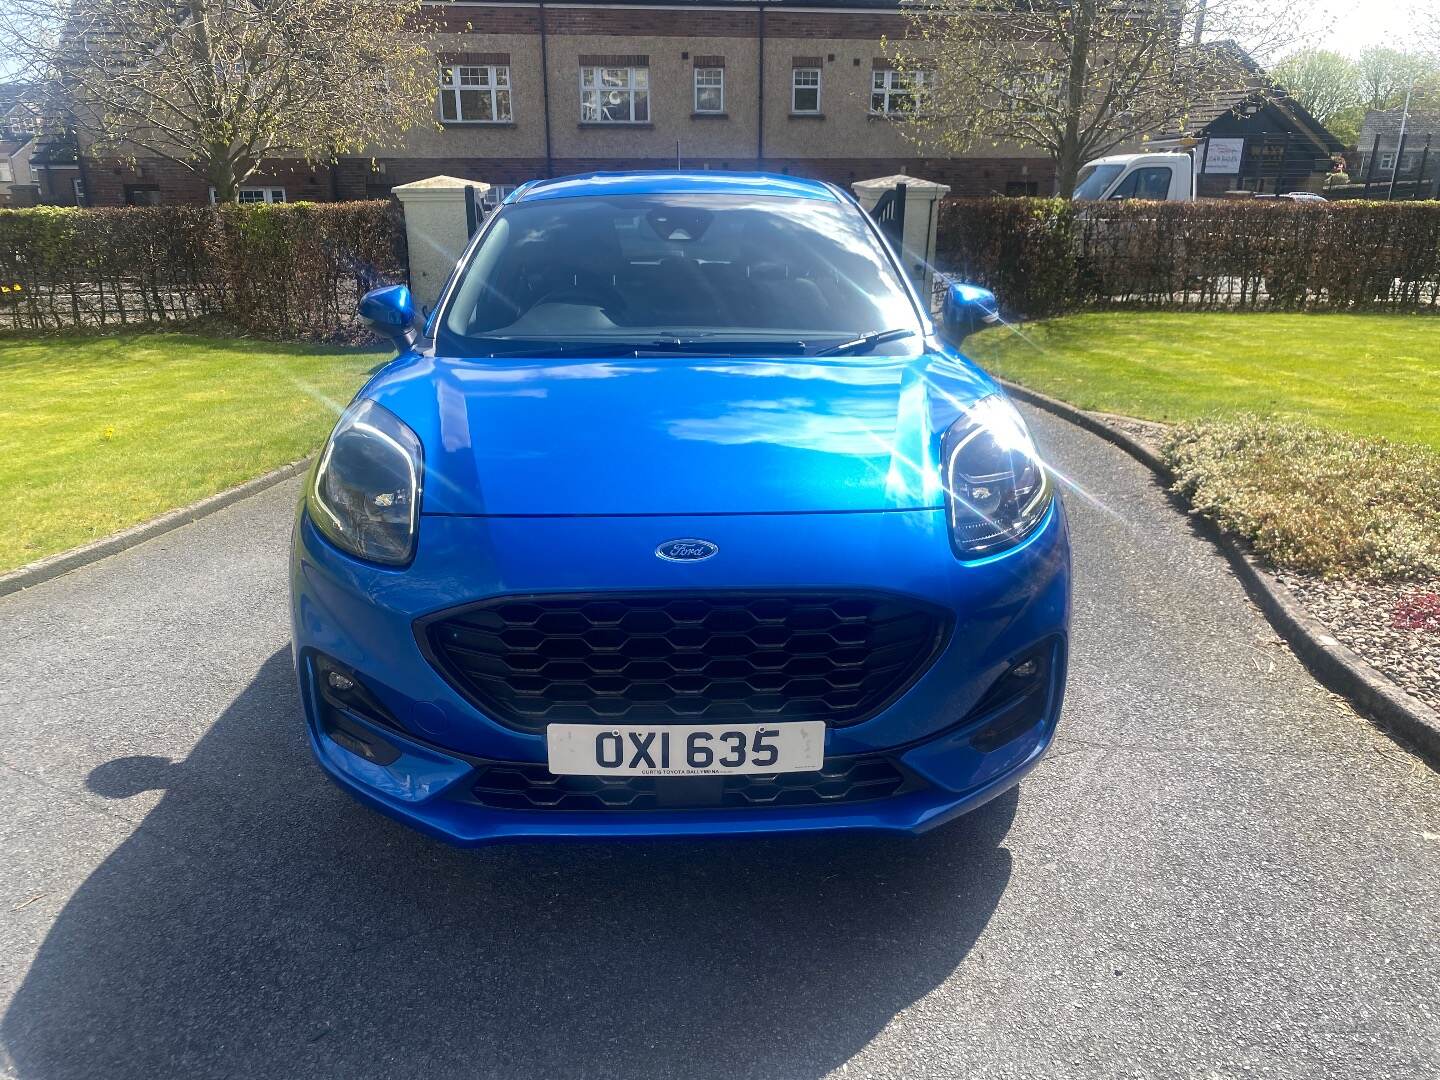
290,499,1070,845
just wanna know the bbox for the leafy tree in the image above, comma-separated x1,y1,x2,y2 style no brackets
1323,104,1367,148
1269,49,1361,124
1355,46,1437,110
0,0,437,202
887,0,1304,196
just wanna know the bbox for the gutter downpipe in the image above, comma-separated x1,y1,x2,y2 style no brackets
756,3,765,168
540,1,554,178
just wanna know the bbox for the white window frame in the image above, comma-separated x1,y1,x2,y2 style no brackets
580,66,650,124
0,161,12,184
791,67,821,114
7,111,42,137
1006,72,1060,115
439,64,513,124
870,69,929,116
209,186,286,205
72,176,84,202
694,67,724,114
480,183,521,212
1379,152,1396,170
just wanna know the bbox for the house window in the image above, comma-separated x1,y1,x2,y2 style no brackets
6,112,41,138
440,65,512,124
694,68,724,114
1379,152,1396,171
581,66,649,123
0,161,12,183
792,68,821,114
72,176,84,202
210,186,286,204
1008,72,1059,115
871,69,929,115
481,183,520,212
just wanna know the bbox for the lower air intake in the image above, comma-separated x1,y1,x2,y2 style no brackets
462,754,917,812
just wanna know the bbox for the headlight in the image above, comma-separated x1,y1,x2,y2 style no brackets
307,399,423,566
941,394,1052,558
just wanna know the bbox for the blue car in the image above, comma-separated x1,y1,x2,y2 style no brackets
290,171,1069,845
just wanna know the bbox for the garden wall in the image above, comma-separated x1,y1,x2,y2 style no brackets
935,199,1440,317
0,201,406,339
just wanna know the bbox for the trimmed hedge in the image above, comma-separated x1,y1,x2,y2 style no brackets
0,201,406,338
936,198,1440,317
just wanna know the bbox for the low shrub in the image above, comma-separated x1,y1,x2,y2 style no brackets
936,197,1440,318
1160,416,1440,581
0,200,405,339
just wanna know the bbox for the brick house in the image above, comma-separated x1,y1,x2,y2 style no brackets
0,85,84,207
84,0,1055,206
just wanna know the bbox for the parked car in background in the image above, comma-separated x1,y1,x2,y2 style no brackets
290,171,1070,845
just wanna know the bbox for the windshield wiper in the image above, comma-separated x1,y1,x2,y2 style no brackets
473,336,809,359
815,328,917,356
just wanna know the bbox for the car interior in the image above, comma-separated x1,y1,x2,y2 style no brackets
443,195,909,340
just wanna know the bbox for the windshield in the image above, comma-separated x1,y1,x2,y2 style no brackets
1072,164,1124,201
436,192,922,356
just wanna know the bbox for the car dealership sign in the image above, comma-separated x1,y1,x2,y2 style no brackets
1203,138,1245,174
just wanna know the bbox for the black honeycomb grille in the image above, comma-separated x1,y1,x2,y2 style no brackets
420,591,950,732
462,755,917,812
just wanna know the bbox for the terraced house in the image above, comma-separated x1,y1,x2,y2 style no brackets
84,0,1053,205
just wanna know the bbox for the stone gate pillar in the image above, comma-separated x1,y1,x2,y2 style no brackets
392,175,492,314
851,174,951,305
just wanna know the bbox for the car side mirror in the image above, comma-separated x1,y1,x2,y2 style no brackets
941,282,1000,345
359,284,418,352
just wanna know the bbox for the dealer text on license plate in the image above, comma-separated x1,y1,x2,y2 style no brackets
546,721,825,777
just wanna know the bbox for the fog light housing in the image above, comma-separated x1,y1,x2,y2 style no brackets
966,640,1057,753
312,653,402,733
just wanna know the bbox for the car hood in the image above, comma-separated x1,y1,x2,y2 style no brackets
362,348,1000,516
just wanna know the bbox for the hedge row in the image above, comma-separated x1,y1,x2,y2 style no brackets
935,198,1440,317
0,201,406,338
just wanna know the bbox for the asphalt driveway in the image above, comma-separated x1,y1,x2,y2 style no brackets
2,408,1438,1080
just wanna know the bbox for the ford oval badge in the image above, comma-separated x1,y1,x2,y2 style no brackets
655,539,719,563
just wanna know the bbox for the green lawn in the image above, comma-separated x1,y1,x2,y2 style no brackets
1,332,386,572
966,312,1440,451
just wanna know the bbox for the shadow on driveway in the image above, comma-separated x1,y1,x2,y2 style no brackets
3,649,1016,1079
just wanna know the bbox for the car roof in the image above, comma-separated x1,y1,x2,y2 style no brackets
510,170,841,204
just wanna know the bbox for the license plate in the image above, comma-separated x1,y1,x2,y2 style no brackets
546,721,825,777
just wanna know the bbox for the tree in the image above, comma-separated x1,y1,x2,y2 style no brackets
1269,49,1361,124
887,0,1305,196
0,0,437,202
1355,46,1436,110
1323,104,1367,149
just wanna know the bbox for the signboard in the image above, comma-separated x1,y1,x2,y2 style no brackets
1203,138,1245,174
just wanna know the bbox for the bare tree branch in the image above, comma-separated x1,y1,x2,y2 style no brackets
886,0,1310,195
0,0,435,200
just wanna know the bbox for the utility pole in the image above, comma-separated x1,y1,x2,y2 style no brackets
1386,85,1413,202
1363,133,1380,198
